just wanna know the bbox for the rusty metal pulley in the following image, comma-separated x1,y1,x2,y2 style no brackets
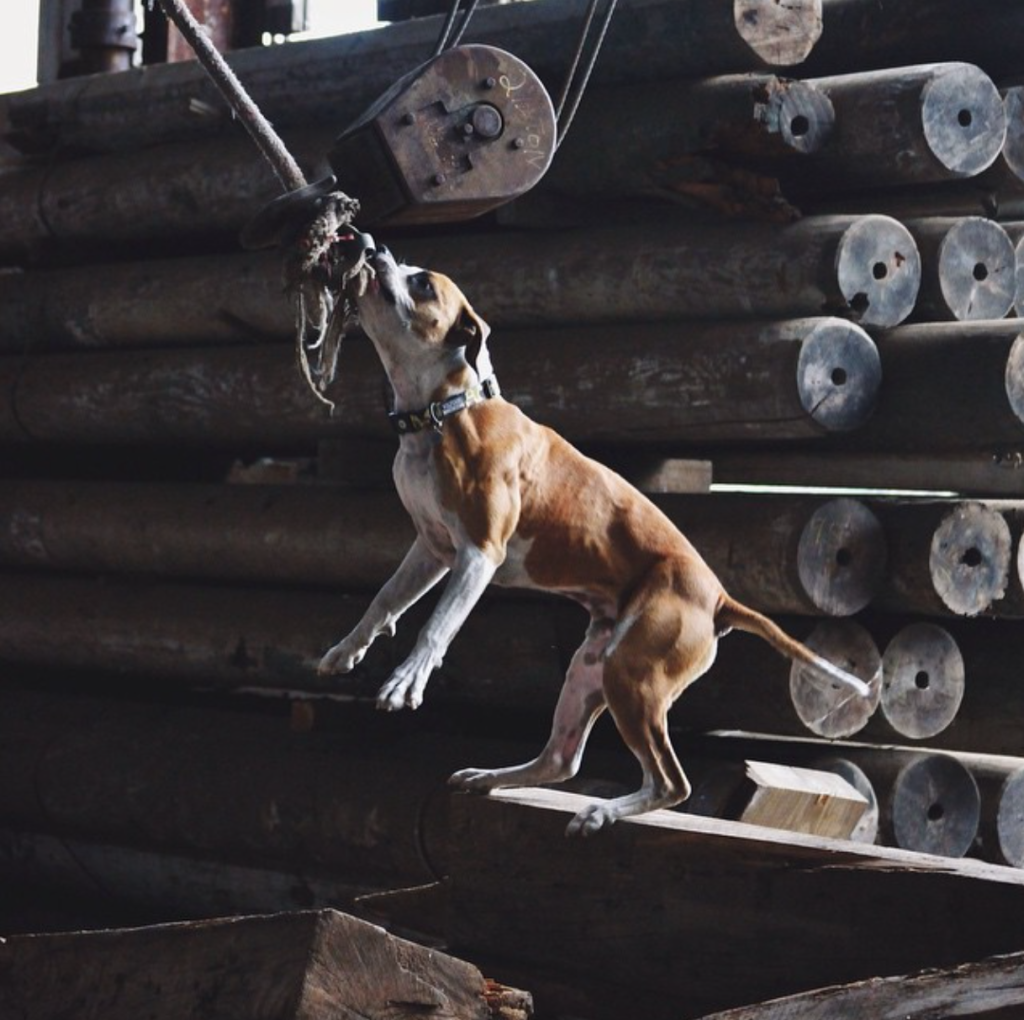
328,44,557,226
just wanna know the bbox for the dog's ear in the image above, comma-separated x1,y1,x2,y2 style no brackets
446,303,491,373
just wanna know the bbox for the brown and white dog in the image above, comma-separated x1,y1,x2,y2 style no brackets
318,246,872,836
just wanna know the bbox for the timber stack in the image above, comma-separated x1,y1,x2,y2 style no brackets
4,0,1024,1017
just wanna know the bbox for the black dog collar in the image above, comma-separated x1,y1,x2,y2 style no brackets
389,376,501,435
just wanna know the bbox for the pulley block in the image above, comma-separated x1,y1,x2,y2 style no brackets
328,44,556,226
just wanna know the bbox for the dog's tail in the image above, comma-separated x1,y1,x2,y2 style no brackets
715,595,873,697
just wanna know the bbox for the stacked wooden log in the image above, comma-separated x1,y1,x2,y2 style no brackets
5,0,1024,1016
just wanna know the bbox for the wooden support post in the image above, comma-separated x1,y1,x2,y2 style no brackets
0,909,530,1020
1005,221,1024,318
792,63,1006,191
545,73,836,200
378,216,921,330
687,756,879,843
852,321,1024,453
0,572,574,710
447,787,1024,1020
691,733,1024,869
855,616,1024,757
1003,86,1024,185
872,500,1014,617
0,0,825,157
0,686,551,887
0,483,888,617
968,756,1024,869
0,318,883,448
0,572,883,741
905,217,1016,321
725,760,868,840
865,751,981,858
786,619,882,737
878,621,965,740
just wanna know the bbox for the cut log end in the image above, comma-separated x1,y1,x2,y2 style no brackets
1004,333,1024,426
795,497,888,615
1003,86,1024,183
881,623,965,741
789,619,881,739
921,64,1007,178
928,502,1011,616
892,754,980,858
739,760,869,840
812,756,879,844
1015,235,1024,318
937,217,1016,321
776,81,835,154
997,769,1024,869
796,318,880,432
835,215,921,328
733,0,823,68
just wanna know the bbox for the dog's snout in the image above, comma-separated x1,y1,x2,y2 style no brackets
374,245,391,262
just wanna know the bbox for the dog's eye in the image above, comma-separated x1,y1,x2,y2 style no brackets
409,272,436,300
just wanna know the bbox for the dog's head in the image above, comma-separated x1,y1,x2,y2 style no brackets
357,247,491,374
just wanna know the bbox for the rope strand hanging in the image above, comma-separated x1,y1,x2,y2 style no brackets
149,0,370,412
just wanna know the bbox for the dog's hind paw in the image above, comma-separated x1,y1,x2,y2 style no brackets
565,802,616,837
448,767,498,792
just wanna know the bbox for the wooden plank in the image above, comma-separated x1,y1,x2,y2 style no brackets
711,451,1024,497
447,787,1024,1020
736,760,868,839
697,951,1024,1019
0,828,378,931
0,908,527,1019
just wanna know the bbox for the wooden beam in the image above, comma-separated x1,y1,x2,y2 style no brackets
711,451,1024,497
0,483,891,617
0,319,884,449
0,0,825,156
0,827,378,926
0,685,521,889
730,760,868,839
447,786,1024,1020
699,950,1024,1020
0,908,530,1019
906,217,1016,322
797,64,1006,188
805,0,1024,77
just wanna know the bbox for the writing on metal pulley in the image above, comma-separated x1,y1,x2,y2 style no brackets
329,44,556,226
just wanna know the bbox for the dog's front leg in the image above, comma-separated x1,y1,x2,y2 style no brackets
318,537,448,676
377,544,498,711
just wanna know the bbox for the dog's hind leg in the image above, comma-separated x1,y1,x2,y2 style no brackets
566,585,717,837
449,615,612,792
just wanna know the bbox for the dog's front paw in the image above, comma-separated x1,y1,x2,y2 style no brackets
376,643,440,710
448,767,498,792
317,635,370,676
565,802,616,838
375,663,428,711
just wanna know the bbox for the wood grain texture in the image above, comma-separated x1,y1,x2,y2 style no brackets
448,787,1024,1020
698,949,1024,1019
0,909,513,1020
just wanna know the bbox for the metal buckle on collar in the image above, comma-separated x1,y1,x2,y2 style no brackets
427,401,447,431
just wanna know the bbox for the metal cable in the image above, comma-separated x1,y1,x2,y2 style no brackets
556,0,619,148
432,0,464,56
448,0,482,47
